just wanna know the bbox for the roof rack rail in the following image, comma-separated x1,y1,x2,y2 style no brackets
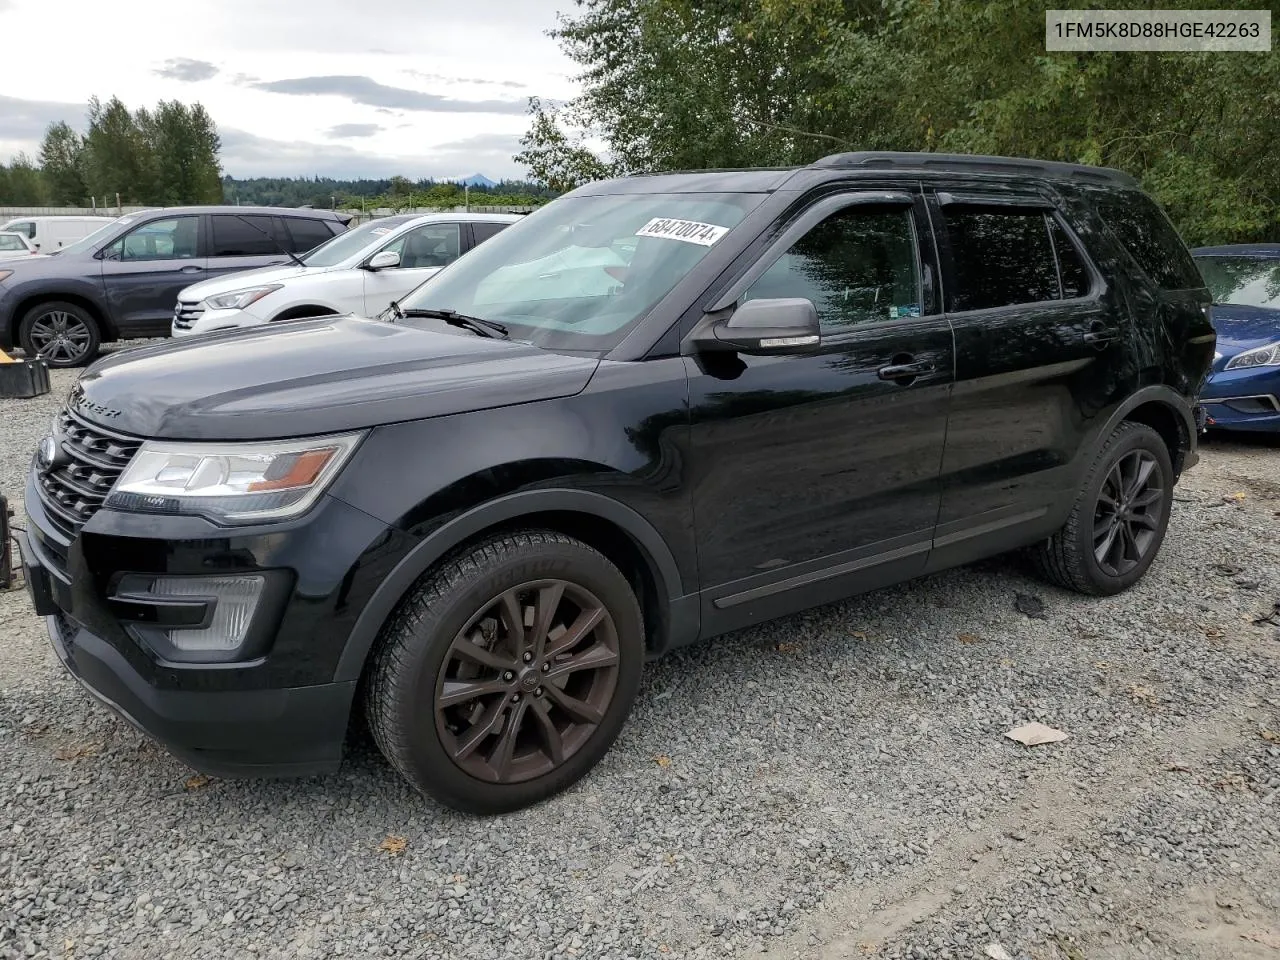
810,151,1138,187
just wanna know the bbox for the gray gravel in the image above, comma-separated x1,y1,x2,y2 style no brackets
2,365,1279,960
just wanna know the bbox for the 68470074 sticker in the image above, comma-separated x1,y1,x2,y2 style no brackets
635,217,730,246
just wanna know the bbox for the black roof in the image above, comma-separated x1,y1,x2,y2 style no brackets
575,151,1140,196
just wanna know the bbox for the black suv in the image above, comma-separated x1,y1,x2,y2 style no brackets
0,206,350,367
19,153,1215,814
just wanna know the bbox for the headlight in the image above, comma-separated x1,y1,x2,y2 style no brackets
1224,341,1280,370
105,432,362,523
0,270,13,283
205,284,283,310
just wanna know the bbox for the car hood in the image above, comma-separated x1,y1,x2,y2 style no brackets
1209,304,1280,371
180,263,328,299
74,316,600,440
0,250,96,279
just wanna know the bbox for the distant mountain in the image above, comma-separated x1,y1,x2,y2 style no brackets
455,173,498,188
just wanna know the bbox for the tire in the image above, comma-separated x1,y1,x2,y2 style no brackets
18,300,101,368
1031,421,1174,596
364,530,645,814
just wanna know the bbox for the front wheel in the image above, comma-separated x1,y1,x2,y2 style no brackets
1031,421,1174,595
364,531,645,814
19,301,101,368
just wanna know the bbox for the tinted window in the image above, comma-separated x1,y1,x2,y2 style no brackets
211,215,280,256
284,217,338,253
743,206,921,332
472,221,510,244
383,223,461,268
1092,189,1201,289
109,217,200,261
1049,218,1092,298
0,234,27,251
943,207,1060,311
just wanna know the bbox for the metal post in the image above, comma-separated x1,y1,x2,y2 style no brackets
464,184,470,212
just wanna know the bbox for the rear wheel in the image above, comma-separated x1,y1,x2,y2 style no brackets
1031,421,1173,595
19,301,101,368
364,531,644,814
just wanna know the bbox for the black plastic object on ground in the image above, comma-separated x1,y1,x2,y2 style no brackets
0,493,13,590
0,358,50,398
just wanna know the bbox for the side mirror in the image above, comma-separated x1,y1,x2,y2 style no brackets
365,250,400,271
685,298,821,356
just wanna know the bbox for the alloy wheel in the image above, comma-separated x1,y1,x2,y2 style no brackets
1093,449,1164,577
28,311,92,364
434,579,620,784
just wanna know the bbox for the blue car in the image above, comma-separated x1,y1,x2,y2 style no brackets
1192,244,1280,433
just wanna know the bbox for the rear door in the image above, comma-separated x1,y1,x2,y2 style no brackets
361,221,463,314
925,186,1128,568
205,213,291,279
99,214,206,335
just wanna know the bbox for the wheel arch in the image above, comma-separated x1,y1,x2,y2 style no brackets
1109,386,1196,477
333,489,697,683
271,303,342,323
12,290,117,343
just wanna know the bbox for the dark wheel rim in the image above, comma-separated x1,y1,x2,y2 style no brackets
434,579,620,785
29,310,91,363
1093,450,1164,577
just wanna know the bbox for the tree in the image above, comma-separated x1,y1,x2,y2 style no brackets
5,153,45,204
82,96,153,204
38,121,86,204
515,97,612,192
532,0,1280,244
145,101,222,204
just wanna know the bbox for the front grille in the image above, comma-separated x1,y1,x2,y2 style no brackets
173,299,204,330
36,408,143,540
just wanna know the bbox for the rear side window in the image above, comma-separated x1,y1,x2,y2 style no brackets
211,215,281,256
1092,189,1201,290
941,206,1094,311
471,221,510,244
283,217,338,253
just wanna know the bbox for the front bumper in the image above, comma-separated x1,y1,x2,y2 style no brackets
20,479,411,777
1199,366,1280,433
171,305,269,337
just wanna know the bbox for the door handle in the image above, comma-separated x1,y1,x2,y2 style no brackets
1083,321,1118,348
180,266,203,274
877,359,936,383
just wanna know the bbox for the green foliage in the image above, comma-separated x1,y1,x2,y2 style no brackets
224,175,553,210
4,153,45,204
529,0,1280,243
38,122,86,205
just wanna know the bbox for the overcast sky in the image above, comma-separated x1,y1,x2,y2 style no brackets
0,0,579,181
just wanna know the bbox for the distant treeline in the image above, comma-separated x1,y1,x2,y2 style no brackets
223,176,558,210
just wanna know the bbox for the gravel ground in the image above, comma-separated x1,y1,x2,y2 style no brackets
2,359,1278,960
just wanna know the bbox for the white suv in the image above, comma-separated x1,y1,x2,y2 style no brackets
172,212,520,337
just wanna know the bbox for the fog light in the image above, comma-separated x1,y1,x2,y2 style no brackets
151,576,264,652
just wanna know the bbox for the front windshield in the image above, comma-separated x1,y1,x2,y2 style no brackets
396,193,765,352
302,216,413,267
1196,256,1280,309
56,217,133,256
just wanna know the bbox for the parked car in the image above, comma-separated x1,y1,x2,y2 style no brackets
19,152,1213,814
0,215,115,253
0,206,350,367
0,231,38,260
172,213,519,337
1192,244,1280,433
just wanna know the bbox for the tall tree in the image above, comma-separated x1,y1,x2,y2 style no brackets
5,153,45,204
38,121,86,204
82,96,153,204
145,101,222,204
516,97,613,192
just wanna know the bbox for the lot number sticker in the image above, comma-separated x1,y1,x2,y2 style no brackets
636,217,729,246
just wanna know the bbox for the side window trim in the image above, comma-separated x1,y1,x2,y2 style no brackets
1044,210,1101,301
707,190,915,312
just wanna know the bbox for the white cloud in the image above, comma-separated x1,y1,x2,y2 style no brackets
0,0,577,180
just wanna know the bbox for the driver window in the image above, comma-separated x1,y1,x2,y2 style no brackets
383,223,461,269
743,206,922,332
107,216,200,262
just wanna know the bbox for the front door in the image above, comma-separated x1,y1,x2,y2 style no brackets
684,192,955,634
362,221,464,315
924,187,1130,568
99,214,206,336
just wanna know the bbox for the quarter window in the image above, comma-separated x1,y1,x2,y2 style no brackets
471,221,510,244
108,217,200,261
1091,188,1201,290
210,215,280,257
284,217,338,253
743,206,922,332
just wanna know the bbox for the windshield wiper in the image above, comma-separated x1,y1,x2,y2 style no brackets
390,304,509,339
235,215,307,268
